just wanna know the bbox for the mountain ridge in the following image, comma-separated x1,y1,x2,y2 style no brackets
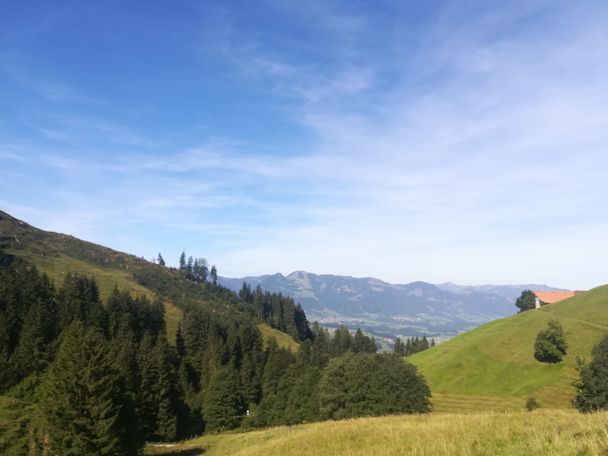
220,271,561,339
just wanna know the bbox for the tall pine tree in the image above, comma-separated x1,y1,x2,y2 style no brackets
41,321,137,455
202,366,244,432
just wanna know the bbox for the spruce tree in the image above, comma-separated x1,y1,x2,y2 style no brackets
318,353,351,420
332,326,352,356
405,338,412,356
57,274,107,332
3,268,57,390
240,353,262,406
107,324,143,454
573,334,608,412
310,325,331,368
41,322,135,455
394,337,406,356
138,334,180,441
210,265,218,287
239,283,252,303
261,340,295,397
10,294,58,380
283,346,322,424
175,324,186,359
186,256,194,279
202,366,244,432
352,329,367,353
0,260,39,357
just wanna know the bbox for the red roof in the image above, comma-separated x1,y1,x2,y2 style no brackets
532,290,577,304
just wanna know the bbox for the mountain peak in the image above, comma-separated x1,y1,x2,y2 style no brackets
218,270,552,339
287,270,309,279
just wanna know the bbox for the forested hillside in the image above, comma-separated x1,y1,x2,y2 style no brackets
0,211,431,455
0,210,311,344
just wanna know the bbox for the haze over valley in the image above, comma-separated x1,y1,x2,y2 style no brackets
221,271,560,339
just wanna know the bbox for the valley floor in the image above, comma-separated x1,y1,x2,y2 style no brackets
145,409,608,456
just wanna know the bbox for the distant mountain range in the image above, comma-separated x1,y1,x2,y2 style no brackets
220,272,561,339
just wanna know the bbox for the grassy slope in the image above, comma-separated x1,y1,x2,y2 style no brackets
0,210,185,341
0,210,296,349
409,285,608,412
3,247,184,345
258,323,300,352
146,410,608,456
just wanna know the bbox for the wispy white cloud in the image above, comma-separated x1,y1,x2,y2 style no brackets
179,1,608,287
3,1,608,289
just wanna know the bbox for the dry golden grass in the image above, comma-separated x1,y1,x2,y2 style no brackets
146,409,608,456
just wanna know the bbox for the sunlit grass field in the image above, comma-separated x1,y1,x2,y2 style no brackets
146,409,608,456
410,285,608,412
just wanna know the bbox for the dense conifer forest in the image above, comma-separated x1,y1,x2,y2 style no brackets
0,249,431,455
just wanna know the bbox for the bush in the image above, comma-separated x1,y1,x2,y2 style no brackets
534,320,567,363
526,397,540,411
318,353,431,420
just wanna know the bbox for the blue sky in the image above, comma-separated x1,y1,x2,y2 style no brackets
1,1,607,289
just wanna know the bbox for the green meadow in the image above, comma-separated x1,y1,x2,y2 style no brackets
410,285,608,411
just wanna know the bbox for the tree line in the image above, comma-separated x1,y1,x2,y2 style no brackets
239,282,313,342
154,251,218,287
135,252,311,342
394,336,436,357
0,252,432,455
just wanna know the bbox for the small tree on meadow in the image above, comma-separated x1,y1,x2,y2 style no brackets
534,320,567,363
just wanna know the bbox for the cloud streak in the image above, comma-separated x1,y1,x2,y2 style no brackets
2,1,607,289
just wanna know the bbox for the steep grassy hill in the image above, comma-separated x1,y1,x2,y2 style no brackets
0,210,299,351
409,285,608,412
145,409,608,456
